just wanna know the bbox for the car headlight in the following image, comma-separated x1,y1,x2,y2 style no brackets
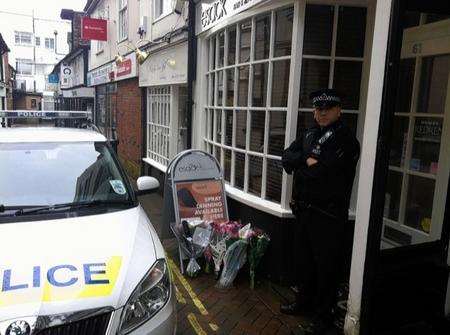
119,259,171,334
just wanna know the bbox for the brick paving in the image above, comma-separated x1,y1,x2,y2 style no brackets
140,193,310,335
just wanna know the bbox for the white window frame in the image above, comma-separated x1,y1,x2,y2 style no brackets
118,0,128,42
96,4,108,53
15,31,32,46
200,0,371,217
16,59,33,75
153,0,173,22
145,86,179,172
45,38,55,50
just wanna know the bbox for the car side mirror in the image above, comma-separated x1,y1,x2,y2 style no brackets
136,176,160,196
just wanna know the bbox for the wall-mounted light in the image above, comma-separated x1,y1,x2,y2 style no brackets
116,40,151,66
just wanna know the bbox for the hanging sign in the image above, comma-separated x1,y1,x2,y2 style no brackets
81,17,107,41
60,64,72,89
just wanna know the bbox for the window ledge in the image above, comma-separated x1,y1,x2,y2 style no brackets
224,184,357,221
153,11,174,24
143,157,167,173
224,184,294,219
96,49,104,56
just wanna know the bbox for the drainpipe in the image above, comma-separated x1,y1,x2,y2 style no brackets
186,0,196,149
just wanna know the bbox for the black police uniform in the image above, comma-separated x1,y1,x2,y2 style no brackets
281,90,360,329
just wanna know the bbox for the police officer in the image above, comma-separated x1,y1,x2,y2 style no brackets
280,89,360,334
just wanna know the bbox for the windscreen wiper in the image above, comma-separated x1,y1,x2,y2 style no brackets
14,199,134,216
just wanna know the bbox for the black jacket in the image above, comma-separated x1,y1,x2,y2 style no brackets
282,119,360,218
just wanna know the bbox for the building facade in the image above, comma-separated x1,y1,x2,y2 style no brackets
0,10,70,94
85,0,144,178
138,0,189,182
0,34,11,111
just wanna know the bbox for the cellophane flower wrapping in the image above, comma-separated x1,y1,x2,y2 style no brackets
216,239,248,289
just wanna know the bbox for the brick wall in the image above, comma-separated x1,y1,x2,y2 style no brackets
116,78,143,179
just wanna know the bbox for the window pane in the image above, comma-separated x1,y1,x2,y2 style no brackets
296,112,316,138
224,149,231,182
333,61,363,109
235,152,246,190
274,7,294,57
250,111,265,153
336,7,367,57
395,59,415,114
255,13,271,61
214,146,222,166
239,20,252,63
252,62,268,107
217,70,224,106
269,110,286,156
235,110,247,149
417,55,450,115
410,117,442,174
341,113,358,136
218,32,225,68
266,159,283,203
248,156,263,196
389,116,409,167
228,26,237,66
225,110,233,146
209,109,214,140
299,59,330,108
384,170,403,221
271,60,290,107
405,176,435,234
210,73,215,106
303,5,334,56
211,37,216,70
226,69,235,106
237,66,249,106
215,109,222,143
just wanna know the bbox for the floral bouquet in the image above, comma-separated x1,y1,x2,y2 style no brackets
248,233,270,289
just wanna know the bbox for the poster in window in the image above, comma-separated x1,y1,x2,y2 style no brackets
175,180,227,223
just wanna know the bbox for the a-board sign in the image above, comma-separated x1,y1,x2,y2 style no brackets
176,180,227,222
164,150,229,228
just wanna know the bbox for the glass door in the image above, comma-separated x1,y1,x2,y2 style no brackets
381,14,450,248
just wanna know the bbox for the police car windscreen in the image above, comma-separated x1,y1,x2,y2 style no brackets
0,142,131,207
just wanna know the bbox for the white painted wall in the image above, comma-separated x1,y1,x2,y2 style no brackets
0,10,70,93
138,0,187,43
88,0,142,71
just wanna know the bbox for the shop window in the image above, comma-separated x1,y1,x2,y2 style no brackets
381,13,450,248
30,99,37,109
118,0,128,41
204,6,294,206
147,86,171,166
298,4,367,138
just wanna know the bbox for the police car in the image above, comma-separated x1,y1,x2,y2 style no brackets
0,112,176,335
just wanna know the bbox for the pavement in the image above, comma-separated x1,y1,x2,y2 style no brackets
139,192,311,335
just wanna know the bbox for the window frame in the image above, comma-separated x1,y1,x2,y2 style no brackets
118,0,128,42
14,31,33,46
16,58,33,76
153,0,173,23
95,4,107,53
45,38,55,50
199,0,370,217
35,37,40,47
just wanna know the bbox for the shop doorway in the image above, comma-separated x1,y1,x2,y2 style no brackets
361,1,450,334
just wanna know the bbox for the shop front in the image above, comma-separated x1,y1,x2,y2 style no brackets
60,87,94,111
139,41,189,184
88,53,143,177
193,0,373,282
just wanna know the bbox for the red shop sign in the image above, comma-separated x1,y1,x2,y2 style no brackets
81,17,107,41
117,59,132,77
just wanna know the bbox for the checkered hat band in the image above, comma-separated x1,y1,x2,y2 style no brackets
312,94,341,104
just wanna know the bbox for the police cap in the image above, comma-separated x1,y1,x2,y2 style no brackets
310,89,342,109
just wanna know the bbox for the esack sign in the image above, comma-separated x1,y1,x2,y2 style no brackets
1,263,109,292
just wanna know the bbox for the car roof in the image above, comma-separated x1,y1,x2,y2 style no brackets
0,127,107,143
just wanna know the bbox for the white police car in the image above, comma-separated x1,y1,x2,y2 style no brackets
0,121,176,334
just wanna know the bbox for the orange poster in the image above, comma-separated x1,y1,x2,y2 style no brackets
175,180,227,222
